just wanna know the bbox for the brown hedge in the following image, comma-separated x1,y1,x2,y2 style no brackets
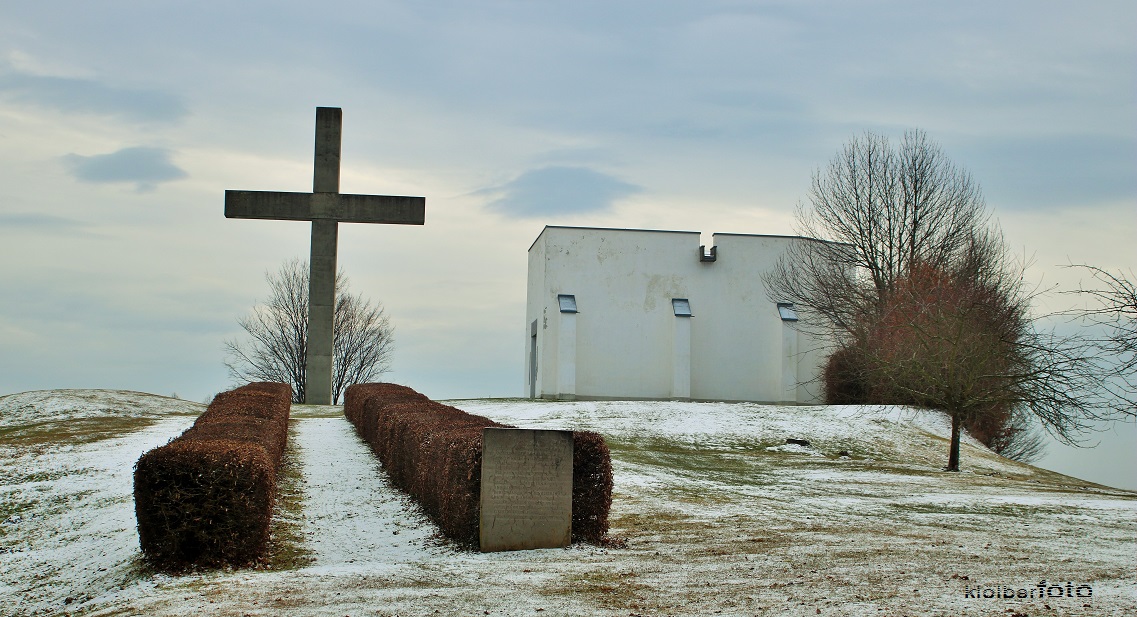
343,383,613,546
571,431,613,544
823,345,870,405
134,382,291,570
343,382,428,424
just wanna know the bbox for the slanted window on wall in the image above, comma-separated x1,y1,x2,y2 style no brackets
672,298,693,317
777,302,798,322
557,294,578,313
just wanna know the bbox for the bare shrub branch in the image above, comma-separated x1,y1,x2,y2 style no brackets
1064,264,1137,414
225,258,394,404
767,129,989,340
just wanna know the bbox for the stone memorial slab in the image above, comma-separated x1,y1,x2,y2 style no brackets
480,428,573,552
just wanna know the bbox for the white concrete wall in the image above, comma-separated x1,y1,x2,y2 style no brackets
556,310,577,399
525,226,825,403
527,227,699,399
524,235,546,397
690,233,805,402
671,314,692,399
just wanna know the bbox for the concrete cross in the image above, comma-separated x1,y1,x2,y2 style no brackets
225,107,425,404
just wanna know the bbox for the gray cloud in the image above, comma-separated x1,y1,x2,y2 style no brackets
533,147,621,167
960,135,1137,210
480,166,640,218
62,147,187,192
0,213,89,234
0,69,186,123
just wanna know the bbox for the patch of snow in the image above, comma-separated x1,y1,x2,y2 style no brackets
0,389,201,428
764,443,822,455
1,416,195,615
291,417,444,568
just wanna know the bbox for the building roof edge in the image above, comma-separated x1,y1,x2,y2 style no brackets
528,225,700,252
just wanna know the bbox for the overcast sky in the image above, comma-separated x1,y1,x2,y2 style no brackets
1,1,1133,487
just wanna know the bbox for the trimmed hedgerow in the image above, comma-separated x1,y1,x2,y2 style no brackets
571,430,613,544
343,383,613,546
343,382,427,426
133,382,291,570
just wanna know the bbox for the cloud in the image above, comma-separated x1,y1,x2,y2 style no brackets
62,147,187,192
962,134,1137,210
480,166,640,218
0,213,89,234
0,69,186,123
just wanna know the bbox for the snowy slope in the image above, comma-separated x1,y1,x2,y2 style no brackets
1,390,1133,617
0,389,199,428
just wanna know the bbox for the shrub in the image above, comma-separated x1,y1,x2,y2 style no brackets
134,382,291,570
571,431,614,543
344,383,613,546
822,345,870,405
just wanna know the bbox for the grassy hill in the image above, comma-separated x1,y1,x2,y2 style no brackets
1,390,1133,616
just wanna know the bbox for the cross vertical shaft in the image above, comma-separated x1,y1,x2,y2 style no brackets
307,107,342,405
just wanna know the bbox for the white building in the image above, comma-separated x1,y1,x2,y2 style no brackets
525,226,826,403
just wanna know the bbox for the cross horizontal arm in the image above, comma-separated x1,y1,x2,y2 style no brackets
225,190,425,225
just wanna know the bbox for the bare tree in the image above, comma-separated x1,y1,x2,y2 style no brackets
766,129,989,339
225,259,308,401
331,288,395,404
767,129,1122,470
1066,265,1137,414
225,259,394,404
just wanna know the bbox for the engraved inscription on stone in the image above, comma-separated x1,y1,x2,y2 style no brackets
480,428,573,552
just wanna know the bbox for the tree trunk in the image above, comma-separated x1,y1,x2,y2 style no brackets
946,413,962,472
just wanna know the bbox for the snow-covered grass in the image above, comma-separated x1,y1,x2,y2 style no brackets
1,390,1134,616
